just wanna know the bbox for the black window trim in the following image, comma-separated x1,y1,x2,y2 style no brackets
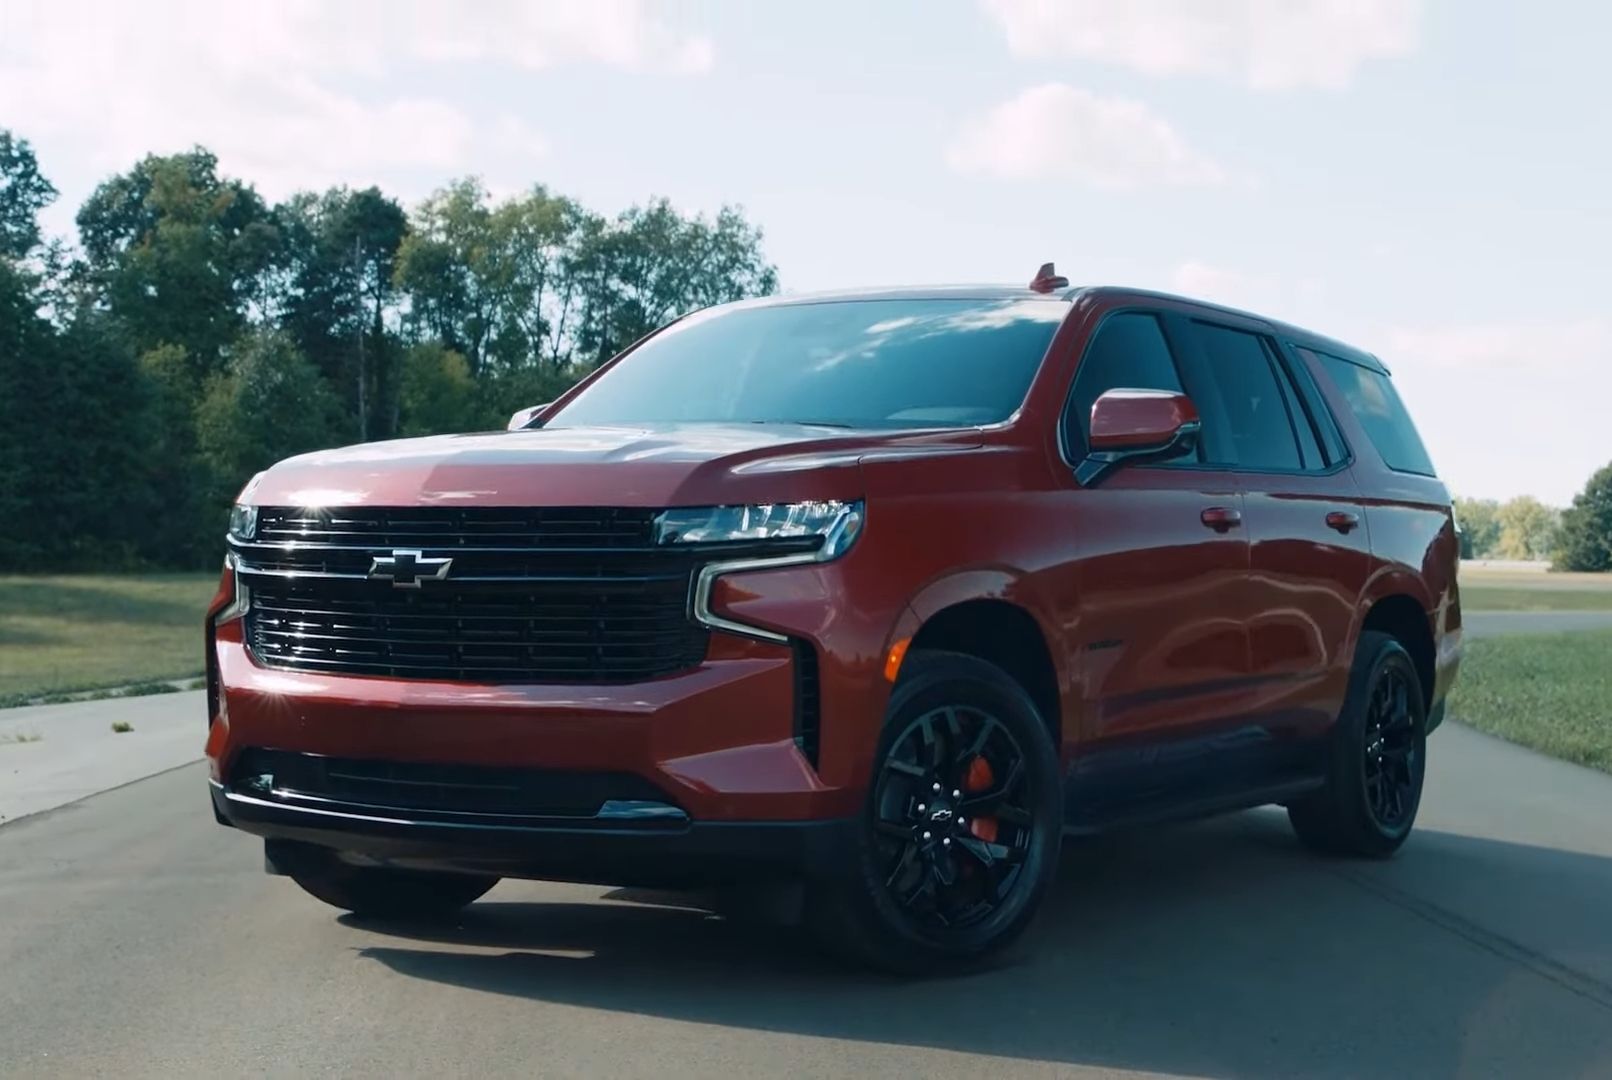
1175,317,1355,478
1056,305,1203,473
1277,340,1355,471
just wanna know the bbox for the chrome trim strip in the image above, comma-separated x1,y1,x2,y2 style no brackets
596,800,690,822
213,553,250,624
690,552,820,644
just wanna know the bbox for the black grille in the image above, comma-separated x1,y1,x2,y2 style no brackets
793,642,821,769
232,749,673,821
235,506,709,683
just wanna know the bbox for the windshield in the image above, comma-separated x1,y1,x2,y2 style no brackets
548,298,1068,430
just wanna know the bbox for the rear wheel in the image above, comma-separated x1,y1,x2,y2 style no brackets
287,850,498,919
812,650,1062,974
1289,631,1427,858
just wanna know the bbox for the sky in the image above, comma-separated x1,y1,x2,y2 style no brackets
3,0,1608,504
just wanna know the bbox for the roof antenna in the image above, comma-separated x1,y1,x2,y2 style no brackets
1029,262,1069,293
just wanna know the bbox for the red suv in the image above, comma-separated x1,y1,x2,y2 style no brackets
205,269,1462,972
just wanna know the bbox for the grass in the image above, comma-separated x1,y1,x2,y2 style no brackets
0,731,44,745
110,720,134,734
1460,585,1612,612
0,573,218,706
1449,629,1612,773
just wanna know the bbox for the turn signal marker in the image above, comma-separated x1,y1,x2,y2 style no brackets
883,637,911,683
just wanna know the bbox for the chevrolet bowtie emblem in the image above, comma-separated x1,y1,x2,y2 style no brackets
368,549,453,588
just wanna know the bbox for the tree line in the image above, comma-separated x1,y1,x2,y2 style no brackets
0,131,777,570
1457,471,1612,573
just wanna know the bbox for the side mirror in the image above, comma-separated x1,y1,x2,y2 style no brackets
1077,389,1201,486
507,403,552,431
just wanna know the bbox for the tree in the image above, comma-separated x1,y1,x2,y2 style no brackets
195,332,344,509
571,199,778,365
1452,497,1501,559
75,148,282,375
0,130,56,259
1553,463,1612,572
278,186,407,439
0,261,157,568
1495,495,1559,561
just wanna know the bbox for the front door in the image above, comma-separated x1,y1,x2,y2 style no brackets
1058,308,1255,824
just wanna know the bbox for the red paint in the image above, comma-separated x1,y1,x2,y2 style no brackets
1088,389,1199,450
208,284,1461,848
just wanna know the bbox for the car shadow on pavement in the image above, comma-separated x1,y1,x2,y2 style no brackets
353,808,1612,1078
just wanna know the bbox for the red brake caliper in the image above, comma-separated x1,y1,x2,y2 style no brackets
963,756,998,843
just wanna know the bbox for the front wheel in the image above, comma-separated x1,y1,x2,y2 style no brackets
1289,631,1427,858
811,650,1063,974
288,850,498,920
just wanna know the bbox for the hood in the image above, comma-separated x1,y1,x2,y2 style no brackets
244,423,984,508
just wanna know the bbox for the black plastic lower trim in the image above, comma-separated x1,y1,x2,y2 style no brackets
211,782,855,889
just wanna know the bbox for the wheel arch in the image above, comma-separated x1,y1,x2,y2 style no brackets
1359,593,1435,708
903,585,1064,752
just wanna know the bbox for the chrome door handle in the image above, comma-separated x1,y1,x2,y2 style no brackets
1201,507,1242,531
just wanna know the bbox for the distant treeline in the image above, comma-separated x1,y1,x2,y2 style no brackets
0,131,777,570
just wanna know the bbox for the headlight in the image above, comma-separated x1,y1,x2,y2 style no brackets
228,503,258,541
655,500,863,559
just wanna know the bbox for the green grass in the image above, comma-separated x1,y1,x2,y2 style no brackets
1450,629,1612,773
0,574,219,706
1461,585,1612,612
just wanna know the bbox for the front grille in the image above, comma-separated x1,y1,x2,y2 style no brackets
232,749,673,821
234,506,710,683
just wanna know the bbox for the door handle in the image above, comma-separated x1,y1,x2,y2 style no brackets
1326,511,1361,534
1200,506,1242,531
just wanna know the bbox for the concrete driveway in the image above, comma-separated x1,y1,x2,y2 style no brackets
1,719,1609,1077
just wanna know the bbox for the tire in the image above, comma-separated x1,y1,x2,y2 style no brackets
810,649,1063,975
1288,631,1427,858
288,850,498,919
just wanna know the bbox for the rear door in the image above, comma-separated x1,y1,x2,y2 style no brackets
1173,315,1371,751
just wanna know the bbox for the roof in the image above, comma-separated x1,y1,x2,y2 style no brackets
708,282,1380,365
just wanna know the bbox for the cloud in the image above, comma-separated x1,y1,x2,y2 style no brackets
980,0,1421,90
0,0,710,202
1385,320,1612,372
946,84,1226,187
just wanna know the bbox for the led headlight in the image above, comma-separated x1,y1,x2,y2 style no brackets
655,500,863,558
664,501,865,643
227,503,258,541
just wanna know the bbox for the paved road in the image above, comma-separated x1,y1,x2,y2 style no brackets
1461,610,1612,638
2,723,1610,1079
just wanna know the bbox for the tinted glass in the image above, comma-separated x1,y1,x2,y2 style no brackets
549,299,1067,430
1270,351,1324,468
1194,323,1302,470
1066,312,1187,455
1315,351,1436,475
1291,347,1349,464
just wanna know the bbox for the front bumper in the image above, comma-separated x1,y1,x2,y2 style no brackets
211,780,855,888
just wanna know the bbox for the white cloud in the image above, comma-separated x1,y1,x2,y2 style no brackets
980,0,1421,90
1385,319,1612,372
946,84,1226,187
1377,319,1612,504
0,0,710,202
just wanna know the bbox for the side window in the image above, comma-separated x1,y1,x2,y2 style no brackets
1314,351,1436,475
1270,354,1324,468
1289,347,1349,464
1191,322,1302,471
1064,312,1188,459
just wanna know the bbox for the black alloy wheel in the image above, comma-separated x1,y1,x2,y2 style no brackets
1289,630,1428,858
810,649,1061,974
872,705,1035,931
1362,662,1421,831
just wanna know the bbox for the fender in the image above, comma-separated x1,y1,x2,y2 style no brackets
900,567,1076,742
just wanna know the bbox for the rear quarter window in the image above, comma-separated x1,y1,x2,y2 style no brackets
1310,349,1436,476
